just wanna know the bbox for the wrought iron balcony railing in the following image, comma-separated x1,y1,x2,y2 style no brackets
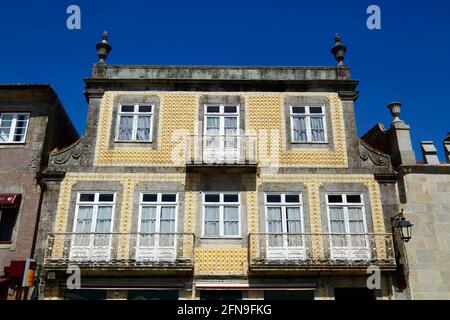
248,233,395,270
44,233,195,269
185,135,257,165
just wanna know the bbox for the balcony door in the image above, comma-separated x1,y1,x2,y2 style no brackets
204,105,239,163
265,194,305,261
71,193,115,261
137,193,177,262
326,194,370,261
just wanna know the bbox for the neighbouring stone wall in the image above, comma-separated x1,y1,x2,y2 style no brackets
402,172,450,299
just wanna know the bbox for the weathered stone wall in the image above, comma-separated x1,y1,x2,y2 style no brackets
402,172,450,299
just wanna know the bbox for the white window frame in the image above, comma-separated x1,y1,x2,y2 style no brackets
0,112,30,143
72,192,116,235
290,105,327,143
264,193,304,236
325,193,367,235
115,104,154,142
138,192,178,235
203,104,240,136
202,192,241,238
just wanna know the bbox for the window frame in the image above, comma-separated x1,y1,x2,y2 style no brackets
203,104,240,137
201,192,241,238
264,193,304,235
72,192,116,235
115,104,154,143
289,105,327,143
325,193,367,235
138,192,178,234
0,112,30,144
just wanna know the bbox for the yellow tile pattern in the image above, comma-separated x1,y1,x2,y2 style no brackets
93,91,347,168
194,246,248,275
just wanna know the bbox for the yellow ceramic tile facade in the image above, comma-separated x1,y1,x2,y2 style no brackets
194,246,248,276
93,91,347,168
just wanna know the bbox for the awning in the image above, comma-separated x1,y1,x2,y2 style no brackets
0,194,21,205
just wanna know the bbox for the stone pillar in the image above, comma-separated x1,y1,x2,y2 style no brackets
386,102,416,167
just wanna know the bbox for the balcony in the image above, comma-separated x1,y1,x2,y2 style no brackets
185,135,257,171
43,233,195,273
248,233,396,273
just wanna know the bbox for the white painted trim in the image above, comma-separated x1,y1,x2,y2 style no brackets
290,105,327,143
115,103,154,142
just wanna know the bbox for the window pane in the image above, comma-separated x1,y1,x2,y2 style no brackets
118,115,133,140
310,117,325,142
161,194,176,202
204,206,220,236
140,206,156,246
94,206,113,246
328,195,343,203
285,195,300,203
223,194,239,202
309,106,323,114
136,116,151,141
98,194,114,202
223,206,239,236
206,106,220,113
329,207,345,233
224,106,237,113
121,105,134,112
205,194,220,202
0,208,18,242
267,207,282,246
79,194,95,202
346,195,362,203
74,206,93,246
292,107,305,114
266,195,281,203
206,117,220,134
292,116,307,142
138,105,152,113
348,207,365,234
142,194,157,202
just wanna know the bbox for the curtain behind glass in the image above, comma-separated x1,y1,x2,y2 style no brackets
204,206,220,236
94,206,113,246
310,117,325,141
329,207,346,247
286,207,302,246
140,206,156,246
160,206,176,246
224,117,238,150
348,207,366,247
136,116,151,141
223,206,239,236
74,206,93,246
292,116,307,142
267,207,282,247
118,115,133,140
205,117,220,149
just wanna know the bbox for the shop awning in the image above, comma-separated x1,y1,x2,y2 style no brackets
0,194,21,205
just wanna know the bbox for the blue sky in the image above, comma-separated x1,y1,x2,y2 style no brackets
1,0,449,160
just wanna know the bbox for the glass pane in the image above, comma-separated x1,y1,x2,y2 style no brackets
205,194,220,202
329,207,346,247
206,106,220,113
223,206,239,236
118,115,133,140
74,206,93,246
286,207,302,246
285,195,299,203
204,206,220,236
142,194,157,202
267,207,282,247
292,107,305,114
224,106,237,113
328,195,343,203
223,194,238,202
347,195,362,203
140,206,156,246
266,195,281,203
136,116,151,141
161,194,176,202
98,194,114,202
160,206,176,245
121,105,134,112
309,106,323,114
310,117,325,142
94,206,113,246
292,117,307,142
138,105,152,113
79,194,95,202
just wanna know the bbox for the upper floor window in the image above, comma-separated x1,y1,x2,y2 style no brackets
204,105,239,137
326,193,366,235
0,113,29,143
202,192,240,238
116,105,153,142
290,106,326,143
0,207,18,243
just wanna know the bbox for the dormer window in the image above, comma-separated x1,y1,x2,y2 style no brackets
290,106,326,143
116,105,153,142
0,113,29,143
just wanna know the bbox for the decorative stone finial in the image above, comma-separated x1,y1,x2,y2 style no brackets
96,31,112,63
387,102,402,123
331,33,347,66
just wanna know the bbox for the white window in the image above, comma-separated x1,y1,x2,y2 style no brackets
204,105,239,148
71,193,115,260
290,106,326,143
265,193,303,247
326,193,370,260
202,192,240,237
0,113,29,143
138,193,177,247
116,104,153,142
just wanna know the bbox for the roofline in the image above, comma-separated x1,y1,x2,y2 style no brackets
103,64,349,70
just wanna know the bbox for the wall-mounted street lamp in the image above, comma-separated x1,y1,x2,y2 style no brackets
392,209,413,243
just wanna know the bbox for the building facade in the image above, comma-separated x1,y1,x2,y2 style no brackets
0,85,78,299
35,35,405,300
363,106,450,300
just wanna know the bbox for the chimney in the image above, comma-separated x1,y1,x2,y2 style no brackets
444,133,450,163
386,102,416,167
420,141,440,165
